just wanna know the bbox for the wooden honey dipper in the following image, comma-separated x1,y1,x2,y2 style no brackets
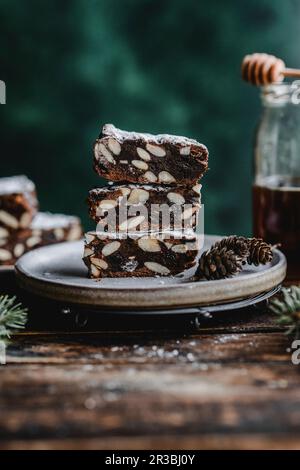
242,53,300,86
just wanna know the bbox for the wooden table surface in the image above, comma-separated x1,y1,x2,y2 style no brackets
0,282,299,450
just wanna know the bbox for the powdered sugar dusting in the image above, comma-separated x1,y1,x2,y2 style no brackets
88,229,197,241
101,123,207,150
90,183,190,194
0,175,35,195
121,259,139,272
31,212,80,230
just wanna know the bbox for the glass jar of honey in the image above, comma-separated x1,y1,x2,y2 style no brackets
253,81,300,280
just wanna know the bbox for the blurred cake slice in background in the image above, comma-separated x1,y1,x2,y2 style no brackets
0,175,83,266
0,175,38,236
0,212,83,266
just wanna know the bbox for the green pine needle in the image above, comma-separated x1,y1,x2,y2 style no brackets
0,295,28,344
269,286,300,338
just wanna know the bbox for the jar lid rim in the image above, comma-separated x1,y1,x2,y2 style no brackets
261,81,300,105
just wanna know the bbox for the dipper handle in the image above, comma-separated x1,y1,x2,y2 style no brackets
241,53,300,86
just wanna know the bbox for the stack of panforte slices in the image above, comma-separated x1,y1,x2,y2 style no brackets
84,124,208,278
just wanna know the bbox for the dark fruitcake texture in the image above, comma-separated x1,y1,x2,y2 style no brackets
93,124,208,186
88,183,201,231
0,212,83,266
87,124,207,278
0,176,38,234
83,231,199,278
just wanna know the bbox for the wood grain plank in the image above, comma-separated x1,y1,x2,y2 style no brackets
6,331,291,365
1,434,300,450
0,363,299,440
1,282,297,448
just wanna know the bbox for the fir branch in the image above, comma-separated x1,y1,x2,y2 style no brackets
269,286,300,338
0,295,28,344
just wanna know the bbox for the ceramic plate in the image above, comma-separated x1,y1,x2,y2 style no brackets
15,235,286,310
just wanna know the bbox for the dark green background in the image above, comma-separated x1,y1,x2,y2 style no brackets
1,0,300,234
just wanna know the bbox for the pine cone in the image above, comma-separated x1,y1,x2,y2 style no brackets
214,235,250,259
196,247,243,280
247,238,273,265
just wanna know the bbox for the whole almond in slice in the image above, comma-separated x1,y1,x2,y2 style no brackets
137,147,151,161
181,207,194,220
132,160,148,171
171,244,187,253
85,233,95,244
90,264,101,278
192,184,201,194
127,215,145,230
14,244,25,258
19,212,32,228
128,189,149,205
99,200,117,209
180,146,191,155
97,143,116,164
102,241,121,256
26,236,41,248
91,257,108,269
158,171,176,184
144,171,157,183
138,237,161,252
0,211,18,229
120,187,131,197
84,247,94,257
67,226,82,241
146,143,166,157
144,261,170,275
32,229,42,237
167,192,185,205
54,228,65,240
108,138,121,155
0,227,9,238
119,215,145,231
0,249,12,261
